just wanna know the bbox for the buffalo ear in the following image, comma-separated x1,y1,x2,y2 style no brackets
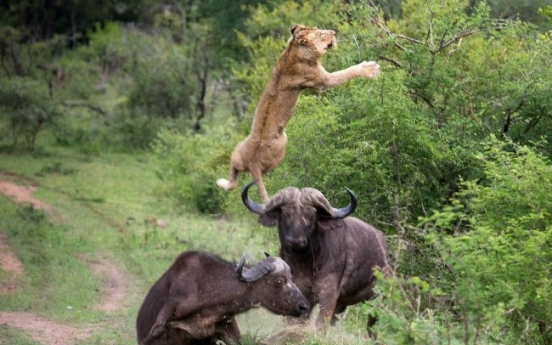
316,217,332,233
258,213,278,227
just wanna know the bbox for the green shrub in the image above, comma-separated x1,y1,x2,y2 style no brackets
0,77,62,148
152,128,229,214
418,136,552,345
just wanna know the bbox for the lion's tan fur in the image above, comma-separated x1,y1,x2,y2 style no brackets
217,24,380,201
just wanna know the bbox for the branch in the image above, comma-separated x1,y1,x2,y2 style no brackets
522,112,544,135
392,33,425,45
373,16,409,52
439,27,477,51
409,91,435,109
501,79,537,136
61,101,107,116
377,55,405,69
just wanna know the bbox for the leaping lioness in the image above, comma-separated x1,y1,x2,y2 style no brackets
217,24,380,201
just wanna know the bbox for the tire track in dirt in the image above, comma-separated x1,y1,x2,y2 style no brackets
0,312,96,345
0,178,133,344
0,232,24,294
0,180,53,214
76,253,130,313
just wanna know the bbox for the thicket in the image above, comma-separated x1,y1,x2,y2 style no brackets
1,0,551,344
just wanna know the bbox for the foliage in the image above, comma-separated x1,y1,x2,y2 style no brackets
127,45,195,119
0,77,62,148
152,129,230,214
364,138,552,345
0,0,147,42
243,0,346,37
485,0,552,32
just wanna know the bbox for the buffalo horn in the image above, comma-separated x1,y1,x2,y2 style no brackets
236,252,247,277
331,187,357,218
302,187,357,219
241,181,265,214
240,258,276,283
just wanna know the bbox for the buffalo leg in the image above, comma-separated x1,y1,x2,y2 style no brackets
313,275,341,330
141,303,175,345
213,316,241,344
331,305,347,325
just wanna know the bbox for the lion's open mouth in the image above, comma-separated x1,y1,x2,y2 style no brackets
326,38,336,50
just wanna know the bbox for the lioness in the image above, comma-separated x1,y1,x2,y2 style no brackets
217,24,380,201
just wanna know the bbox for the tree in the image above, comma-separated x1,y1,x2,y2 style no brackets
0,77,62,148
483,0,552,32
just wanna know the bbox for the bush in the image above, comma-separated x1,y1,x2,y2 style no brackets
416,136,552,345
0,77,62,148
152,129,229,214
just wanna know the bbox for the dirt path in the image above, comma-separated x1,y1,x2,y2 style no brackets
77,253,130,313
0,232,24,294
0,179,132,344
0,180,53,213
0,312,95,345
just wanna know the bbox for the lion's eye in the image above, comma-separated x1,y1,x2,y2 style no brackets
276,278,285,285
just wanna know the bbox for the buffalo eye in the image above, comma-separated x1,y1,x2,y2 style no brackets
275,278,286,286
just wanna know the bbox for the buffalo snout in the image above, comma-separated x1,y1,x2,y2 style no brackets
285,236,308,250
296,300,309,315
290,294,309,316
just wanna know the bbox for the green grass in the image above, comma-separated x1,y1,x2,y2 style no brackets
0,325,39,345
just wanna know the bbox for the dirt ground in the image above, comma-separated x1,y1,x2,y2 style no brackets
0,180,52,214
0,179,132,345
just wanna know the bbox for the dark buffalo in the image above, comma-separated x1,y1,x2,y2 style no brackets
136,250,309,345
241,181,391,334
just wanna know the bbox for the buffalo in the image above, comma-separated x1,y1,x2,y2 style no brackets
136,250,309,345
241,181,391,334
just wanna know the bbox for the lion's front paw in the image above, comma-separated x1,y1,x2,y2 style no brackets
359,61,380,79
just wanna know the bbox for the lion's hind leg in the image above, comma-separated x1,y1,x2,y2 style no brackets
249,166,270,202
216,166,239,191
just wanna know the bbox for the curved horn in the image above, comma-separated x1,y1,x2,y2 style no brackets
331,187,357,219
236,252,247,277
241,180,265,214
301,187,357,219
240,258,276,283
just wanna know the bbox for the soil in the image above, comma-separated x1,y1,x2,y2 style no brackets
0,180,53,214
0,232,23,294
0,179,133,344
0,312,95,345
76,253,130,313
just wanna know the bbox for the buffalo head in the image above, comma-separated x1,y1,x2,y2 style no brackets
235,252,308,316
241,181,357,252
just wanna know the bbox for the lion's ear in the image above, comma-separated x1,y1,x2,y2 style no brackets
290,24,305,35
292,28,309,45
